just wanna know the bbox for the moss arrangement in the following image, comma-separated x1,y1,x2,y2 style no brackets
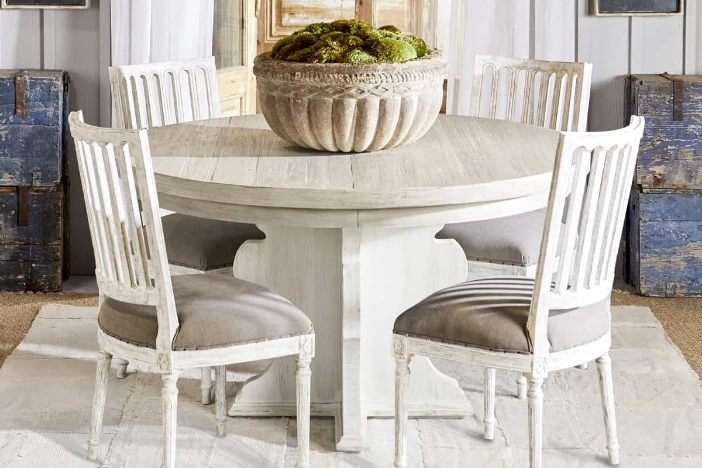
270,20,429,64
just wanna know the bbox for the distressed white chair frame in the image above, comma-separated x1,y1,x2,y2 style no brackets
217,66,255,117
465,55,592,276
467,55,594,394
109,57,231,401
465,55,593,279
109,56,221,130
70,112,314,468
395,117,645,468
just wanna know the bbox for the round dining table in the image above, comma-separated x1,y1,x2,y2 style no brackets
148,114,560,452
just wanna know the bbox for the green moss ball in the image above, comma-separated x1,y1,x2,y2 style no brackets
270,19,430,64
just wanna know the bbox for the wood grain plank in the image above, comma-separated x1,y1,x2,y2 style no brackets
631,15,684,74
534,0,576,62
50,5,100,274
577,0,629,131
451,0,531,115
149,114,558,210
0,9,41,69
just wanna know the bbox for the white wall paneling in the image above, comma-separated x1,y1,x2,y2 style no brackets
452,0,696,131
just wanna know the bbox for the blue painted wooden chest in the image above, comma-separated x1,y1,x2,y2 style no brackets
0,70,69,291
626,74,702,296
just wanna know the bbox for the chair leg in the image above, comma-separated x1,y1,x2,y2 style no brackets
201,367,213,405
215,366,227,437
87,350,112,460
296,355,312,468
596,354,620,465
115,359,128,379
516,373,527,400
527,375,544,468
484,367,496,440
162,372,180,468
394,354,411,468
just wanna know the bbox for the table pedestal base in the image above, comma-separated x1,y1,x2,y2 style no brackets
229,225,471,451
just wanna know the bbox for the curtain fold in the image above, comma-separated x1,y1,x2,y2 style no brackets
446,0,530,115
110,0,214,66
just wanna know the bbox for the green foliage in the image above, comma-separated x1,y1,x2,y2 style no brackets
270,19,429,64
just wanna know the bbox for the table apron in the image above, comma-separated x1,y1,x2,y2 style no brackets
157,190,549,228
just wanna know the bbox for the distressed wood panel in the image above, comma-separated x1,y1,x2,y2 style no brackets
631,15,684,73
628,189,702,297
629,75,702,189
0,184,65,292
376,0,418,32
258,0,433,53
0,71,67,186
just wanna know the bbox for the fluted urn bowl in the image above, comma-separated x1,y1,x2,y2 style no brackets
253,50,447,152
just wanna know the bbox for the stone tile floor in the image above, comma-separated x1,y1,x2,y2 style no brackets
0,304,700,467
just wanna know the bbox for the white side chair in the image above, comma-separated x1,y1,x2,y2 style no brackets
438,55,593,278
109,57,265,402
70,111,314,468
394,116,645,468
438,55,594,396
109,57,264,277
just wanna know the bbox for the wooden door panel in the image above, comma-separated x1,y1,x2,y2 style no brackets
258,0,436,53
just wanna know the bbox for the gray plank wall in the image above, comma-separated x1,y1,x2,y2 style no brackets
0,1,110,274
456,0,698,130
0,0,699,273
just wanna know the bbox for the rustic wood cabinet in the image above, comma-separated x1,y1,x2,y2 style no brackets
0,70,69,291
626,74,702,296
256,0,438,53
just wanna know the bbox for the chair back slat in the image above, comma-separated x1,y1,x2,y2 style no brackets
110,57,221,130
69,111,178,369
527,117,645,358
470,55,592,132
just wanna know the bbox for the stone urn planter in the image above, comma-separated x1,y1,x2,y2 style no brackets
253,50,447,152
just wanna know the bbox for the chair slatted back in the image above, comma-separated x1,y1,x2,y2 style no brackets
470,55,593,132
69,111,177,367
110,57,221,130
527,116,645,357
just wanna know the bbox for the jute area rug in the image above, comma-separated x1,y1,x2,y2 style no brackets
0,299,700,467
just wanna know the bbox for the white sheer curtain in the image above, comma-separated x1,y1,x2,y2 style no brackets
446,0,530,115
111,0,214,67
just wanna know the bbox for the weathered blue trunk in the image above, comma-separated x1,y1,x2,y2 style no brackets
626,74,702,296
0,70,69,291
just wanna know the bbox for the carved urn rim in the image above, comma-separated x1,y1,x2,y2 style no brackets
253,49,447,85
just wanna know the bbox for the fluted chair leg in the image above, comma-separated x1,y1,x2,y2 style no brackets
528,375,544,468
201,367,213,405
215,366,227,437
516,373,527,400
87,350,112,460
597,354,620,465
162,372,180,468
484,367,496,440
394,355,411,468
115,359,128,379
296,355,312,468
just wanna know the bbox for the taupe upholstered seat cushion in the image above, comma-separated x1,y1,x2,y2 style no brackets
437,209,547,267
162,214,265,271
99,275,312,351
394,276,610,354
